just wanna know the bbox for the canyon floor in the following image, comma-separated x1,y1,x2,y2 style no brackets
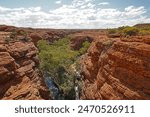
0,25,150,100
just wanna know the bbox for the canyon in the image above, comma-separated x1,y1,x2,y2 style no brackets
0,25,150,100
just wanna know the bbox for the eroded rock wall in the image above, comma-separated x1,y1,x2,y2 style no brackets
81,37,150,100
0,33,50,100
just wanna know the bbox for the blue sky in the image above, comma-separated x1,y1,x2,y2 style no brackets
0,0,150,28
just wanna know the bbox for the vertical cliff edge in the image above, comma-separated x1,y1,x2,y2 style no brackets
81,36,150,100
0,32,50,100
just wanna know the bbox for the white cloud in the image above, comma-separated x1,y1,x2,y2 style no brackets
124,6,146,17
98,2,109,5
0,6,11,12
55,0,62,4
72,0,94,7
0,0,149,29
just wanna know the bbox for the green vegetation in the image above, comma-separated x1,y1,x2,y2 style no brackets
107,28,118,35
5,30,31,44
107,25,150,37
38,38,79,74
5,30,17,44
10,30,17,39
102,39,114,47
20,31,31,42
121,26,139,36
4,36,11,44
79,41,91,54
37,37,90,99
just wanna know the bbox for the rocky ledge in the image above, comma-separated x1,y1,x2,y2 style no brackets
0,33,50,100
81,36,150,100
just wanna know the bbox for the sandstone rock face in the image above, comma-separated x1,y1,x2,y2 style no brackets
70,35,93,50
70,30,105,50
81,36,150,100
0,25,76,46
29,30,71,45
0,33,50,100
0,25,16,32
29,33,42,45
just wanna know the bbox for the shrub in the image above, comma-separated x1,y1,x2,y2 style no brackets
107,29,118,34
39,51,53,71
79,41,90,54
108,25,150,37
107,28,121,38
121,27,139,36
37,40,49,51
102,39,114,48
20,31,31,42
10,30,17,39
138,28,150,35
5,37,11,44
5,30,18,43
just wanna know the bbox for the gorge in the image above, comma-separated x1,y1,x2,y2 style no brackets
0,25,150,100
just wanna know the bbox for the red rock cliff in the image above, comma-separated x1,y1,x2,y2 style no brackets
0,32,50,100
81,36,150,100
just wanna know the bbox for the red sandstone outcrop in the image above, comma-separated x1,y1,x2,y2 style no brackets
0,32,50,100
70,35,93,50
29,30,68,45
81,36,150,100
0,25,77,46
70,30,105,50
29,33,43,45
0,25,16,32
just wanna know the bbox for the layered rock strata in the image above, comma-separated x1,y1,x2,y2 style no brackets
81,36,150,100
0,33,50,100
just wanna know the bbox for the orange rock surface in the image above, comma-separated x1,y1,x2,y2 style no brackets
0,32,50,100
81,36,150,100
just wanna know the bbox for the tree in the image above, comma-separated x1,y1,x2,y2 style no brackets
37,37,91,99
